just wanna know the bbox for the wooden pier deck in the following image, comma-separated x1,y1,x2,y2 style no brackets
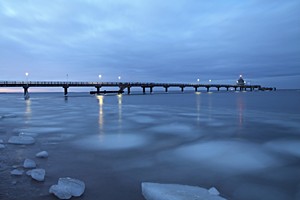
0,81,274,97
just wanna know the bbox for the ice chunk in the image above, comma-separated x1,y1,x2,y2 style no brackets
30,169,45,182
26,170,32,176
11,169,24,176
8,136,35,145
49,177,85,199
0,144,5,149
23,159,36,168
36,151,49,158
0,139,3,143
19,132,38,137
142,182,227,200
208,187,220,195
2,114,17,118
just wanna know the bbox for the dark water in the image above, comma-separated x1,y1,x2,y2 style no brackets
0,90,300,200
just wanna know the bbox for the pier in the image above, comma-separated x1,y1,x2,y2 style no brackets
0,81,275,98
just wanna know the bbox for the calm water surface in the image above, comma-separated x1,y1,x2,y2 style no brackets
0,90,300,200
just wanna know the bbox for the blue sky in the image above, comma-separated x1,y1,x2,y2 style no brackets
0,0,300,90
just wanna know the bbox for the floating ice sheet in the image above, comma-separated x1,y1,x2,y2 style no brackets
173,140,279,173
265,139,300,157
73,134,148,150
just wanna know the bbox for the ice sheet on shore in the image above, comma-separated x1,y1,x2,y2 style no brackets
8,136,35,145
142,182,227,200
49,177,85,199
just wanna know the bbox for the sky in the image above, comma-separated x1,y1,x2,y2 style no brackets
0,0,300,90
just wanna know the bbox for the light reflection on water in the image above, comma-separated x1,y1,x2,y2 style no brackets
0,91,300,200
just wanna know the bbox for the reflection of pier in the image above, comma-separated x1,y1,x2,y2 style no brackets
0,81,275,97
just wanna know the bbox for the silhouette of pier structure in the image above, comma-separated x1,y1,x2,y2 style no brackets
0,80,275,98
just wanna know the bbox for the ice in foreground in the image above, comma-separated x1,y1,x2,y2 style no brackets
30,169,46,181
142,182,227,200
49,177,85,199
10,169,24,176
36,151,49,158
23,159,36,168
8,136,35,145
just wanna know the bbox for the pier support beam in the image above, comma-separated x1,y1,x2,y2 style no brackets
63,86,69,96
206,87,210,92
180,86,185,92
142,87,146,94
217,87,220,91
150,87,153,94
164,86,169,93
95,86,101,93
226,87,229,91
127,87,131,95
194,87,198,92
23,86,29,99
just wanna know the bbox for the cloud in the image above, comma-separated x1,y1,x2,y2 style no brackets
0,0,299,88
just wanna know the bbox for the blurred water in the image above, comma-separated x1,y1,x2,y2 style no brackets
0,90,300,200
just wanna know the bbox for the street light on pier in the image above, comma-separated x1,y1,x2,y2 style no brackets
98,74,102,82
25,72,29,83
118,76,121,81
209,79,212,83
197,78,200,83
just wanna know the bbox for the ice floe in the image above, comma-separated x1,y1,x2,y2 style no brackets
208,187,220,195
49,177,85,199
36,151,49,158
173,140,279,173
1,114,17,118
23,159,36,168
0,144,5,149
11,169,24,176
73,134,147,150
142,182,227,200
8,135,35,145
0,139,3,143
30,169,45,181
265,139,300,157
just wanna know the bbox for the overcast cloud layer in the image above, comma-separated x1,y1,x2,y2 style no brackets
0,0,299,89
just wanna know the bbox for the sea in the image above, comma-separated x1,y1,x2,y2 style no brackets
0,90,300,200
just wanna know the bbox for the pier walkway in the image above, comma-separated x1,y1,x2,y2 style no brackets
0,81,273,96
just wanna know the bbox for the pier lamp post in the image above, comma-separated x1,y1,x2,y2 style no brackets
197,79,200,83
209,79,212,83
25,72,29,83
98,74,102,82
118,76,121,81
